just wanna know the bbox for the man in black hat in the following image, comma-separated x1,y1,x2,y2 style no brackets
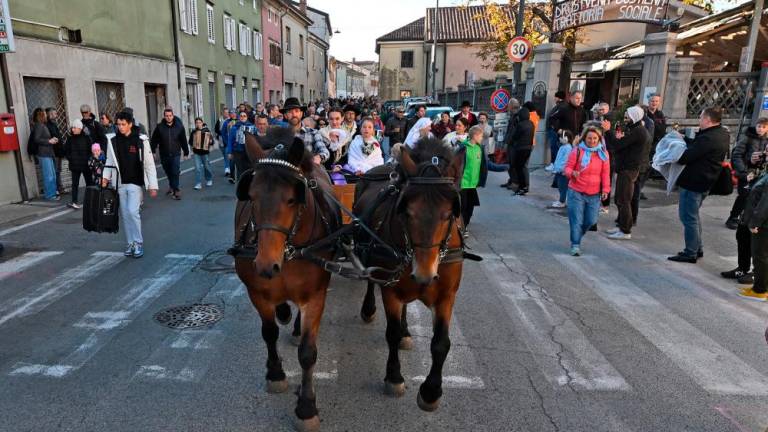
453,101,478,127
282,97,329,164
342,104,359,138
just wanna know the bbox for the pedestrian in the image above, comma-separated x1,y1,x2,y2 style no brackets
501,98,522,188
46,108,65,195
738,173,768,300
443,117,470,149
227,110,255,183
668,108,730,263
319,107,351,166
346,118,384,174
30,108,60,200
150,108,189,200
606,106,651,240
189,117,214,190
316,117,328,130
100,112,116,135
214,107,231,176
122,107,148,136
267,104,287,126
406,105,427,137
342,104,359,138
255,114,269,137
432,111,455,140
283,97,329,165
458,125,488,230
221,109,237,177
550,130,575,208
564,126,611,256
453,101,478,127
63,119,95,209
404,117,433,148
80,104,108,152
727,117,768,229
385,106,407,145
102,110,159,258
523,102,540,131
507,106,535,196
371,110,385,132
550,90,587,139
88,142,106,183
545,90,568,169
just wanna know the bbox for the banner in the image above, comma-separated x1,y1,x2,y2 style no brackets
552,0,669,35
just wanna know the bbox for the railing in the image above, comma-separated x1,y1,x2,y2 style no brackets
687,72,759,119
436,81,526,113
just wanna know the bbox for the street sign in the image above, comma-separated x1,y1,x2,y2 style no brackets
552,0,669,34
506,37,532,63
0,0,15,53
490,88,512,113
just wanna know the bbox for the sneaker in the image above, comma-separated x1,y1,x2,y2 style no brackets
737,273,754,284
725,217,739,230
544,163,555,173
721,268,746,279
514,188,528,196
499,182,511,188
67,202,82,209
549,201,566,208
570,246,581,256
738,287,767,301
124,243,135,256
228,177,235,184
224,169,231,176
599,207,609,214
49,195,61,201
607,231,631,240
605,227,621,235
206,180,213,187
194,184,202,190
668,253,697,263
132,243,144,258
172,193,181,200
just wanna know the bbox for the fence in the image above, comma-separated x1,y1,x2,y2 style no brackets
687,72,759,119
436,81,526,113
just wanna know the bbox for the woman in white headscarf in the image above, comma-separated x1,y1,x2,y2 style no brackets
404,117,433,148
347,118,384,174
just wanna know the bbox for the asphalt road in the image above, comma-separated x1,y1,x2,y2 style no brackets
1,154,767,432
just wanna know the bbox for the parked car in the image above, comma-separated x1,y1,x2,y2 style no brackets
405,103,445,118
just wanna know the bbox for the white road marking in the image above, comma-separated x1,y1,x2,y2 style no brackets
0,252,123,327
10,254,201,378
556,254,768,395
157,156,223,181
481,253,630,391
0,251,63,281
0,210,72,238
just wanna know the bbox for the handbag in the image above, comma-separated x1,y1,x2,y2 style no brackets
710,161,735,196
83,165,120,233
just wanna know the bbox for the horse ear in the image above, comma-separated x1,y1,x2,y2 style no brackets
399,147,418,176
288,137,305,165
245,133,266,162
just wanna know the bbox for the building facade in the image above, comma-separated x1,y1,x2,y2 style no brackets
305,5,330,103
281,1,310,103
262,0,283,105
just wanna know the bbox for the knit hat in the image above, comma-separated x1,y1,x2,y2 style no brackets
91,143,102,152
71,119,84,129
626,106,644,124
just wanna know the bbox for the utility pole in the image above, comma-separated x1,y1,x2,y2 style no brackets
740,0,763,72
513,0,525,86
431,0,439,99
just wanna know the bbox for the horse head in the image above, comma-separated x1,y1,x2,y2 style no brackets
397,138,462,286
245,127,312,279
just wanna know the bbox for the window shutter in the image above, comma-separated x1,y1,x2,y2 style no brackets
223,16,230,49
196,84,204,117
246,27,252,56
206,4,215,43
179,0,188,32
190,0,199,35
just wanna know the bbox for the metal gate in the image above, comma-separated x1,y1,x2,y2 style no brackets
95,81,126,123
23,77,70,195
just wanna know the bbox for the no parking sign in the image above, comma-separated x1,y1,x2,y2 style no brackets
490,89,512,113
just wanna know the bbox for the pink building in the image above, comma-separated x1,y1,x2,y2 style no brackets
262,0,283,104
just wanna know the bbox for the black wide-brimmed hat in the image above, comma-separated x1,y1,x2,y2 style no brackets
460,100,472,108
280,97,305,114
342,104,360,115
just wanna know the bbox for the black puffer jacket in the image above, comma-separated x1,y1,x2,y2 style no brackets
81,114,107,148
549,102,587,136
64,132,92,172
742,174,768,229
677,125,730,193
731,127,768,181
506,108,535,150
151,118,189,157
612,120,651,172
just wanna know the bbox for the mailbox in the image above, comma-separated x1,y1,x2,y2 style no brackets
0,113,19,152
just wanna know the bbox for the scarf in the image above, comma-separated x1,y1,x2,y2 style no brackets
405,118,432,148
578,141,607,169
358,135,380,156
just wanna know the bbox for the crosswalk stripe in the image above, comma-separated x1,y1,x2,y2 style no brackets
10,254,201,378
480,252,630,391
0,251,63,282
0,252,124,327
556,254,768,395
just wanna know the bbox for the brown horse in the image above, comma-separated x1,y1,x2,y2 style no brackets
232,127,340,432
353,137,466,411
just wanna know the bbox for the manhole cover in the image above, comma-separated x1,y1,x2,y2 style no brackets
199,250,235,273
154,304,223,329
200,195,234,202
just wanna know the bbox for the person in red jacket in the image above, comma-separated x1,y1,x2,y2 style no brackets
564,126,611,256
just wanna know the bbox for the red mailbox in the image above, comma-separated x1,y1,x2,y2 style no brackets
0,113,19,152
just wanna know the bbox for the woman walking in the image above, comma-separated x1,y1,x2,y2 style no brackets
564,127,611,256
189,117,215,190
30,107,60,200
63,119,95,209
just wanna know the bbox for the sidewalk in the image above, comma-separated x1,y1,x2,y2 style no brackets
0,199,70,234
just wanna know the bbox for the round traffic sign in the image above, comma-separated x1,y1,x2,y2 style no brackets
490,89,512,113
506,37,533,63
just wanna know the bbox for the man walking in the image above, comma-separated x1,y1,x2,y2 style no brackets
668,108,730,263
546,90,567,167
150,108,188,200
102,110,158,258
385,106,407,145
226,110,255,183
215,107,231,176
283,97,329,165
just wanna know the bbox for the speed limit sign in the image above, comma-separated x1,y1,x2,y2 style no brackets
506,37,532,63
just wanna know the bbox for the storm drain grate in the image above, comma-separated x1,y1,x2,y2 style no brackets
154,304,223,329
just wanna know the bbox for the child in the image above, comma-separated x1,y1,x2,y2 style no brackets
458,126,489,233
550,130,575,208
88,143,106,184
739,172,768,300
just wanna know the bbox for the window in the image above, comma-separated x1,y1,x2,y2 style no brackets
224,74,235,108
223,14,236,51
400,90,412,98
253,30,263,60
269,40,282,66
299,34,304,58
179,0,199,35
251,80,261,104
253,0,257,9
206,3,215,44
285,26,292,53
239,23,251,55
400,51,414,68
242,78,248,102
239,0,244,5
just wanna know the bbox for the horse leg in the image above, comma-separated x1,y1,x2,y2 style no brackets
360,281,377,323
253,298,288,394
291,310,302,346
399,303,413,350
382,289,406,397
417,298,454,412
276,302,292,325
294,293,326,432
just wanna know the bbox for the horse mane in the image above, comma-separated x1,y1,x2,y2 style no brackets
400,137,458,209
255,125,314,173
408,137,454,175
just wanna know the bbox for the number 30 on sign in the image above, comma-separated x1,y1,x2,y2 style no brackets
506,37,532,63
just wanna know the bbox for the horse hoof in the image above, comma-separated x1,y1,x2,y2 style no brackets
384,381,406,397
399,336,414,351
294,416,320,432
290,334,301,346
266,379,289,394
417,392,440,412
360,310,376,323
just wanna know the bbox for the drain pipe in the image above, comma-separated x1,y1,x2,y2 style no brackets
0,53,29,202
170,0,184,109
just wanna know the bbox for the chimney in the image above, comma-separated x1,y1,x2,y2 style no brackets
299,0,307,14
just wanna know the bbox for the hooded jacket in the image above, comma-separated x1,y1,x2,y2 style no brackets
506,108,535,150
151,117,189,158
612,119,651,172
731,127,768,180
676,124,730,193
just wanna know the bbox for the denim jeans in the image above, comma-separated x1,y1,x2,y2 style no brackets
118,183,143,246
548,129,559,164
555,173,569,203
219,140,230,172
567,188,601,246
678,187,707,257
380,136,391,159
160,155,181,192
194,153,213,185
38,156,58,199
